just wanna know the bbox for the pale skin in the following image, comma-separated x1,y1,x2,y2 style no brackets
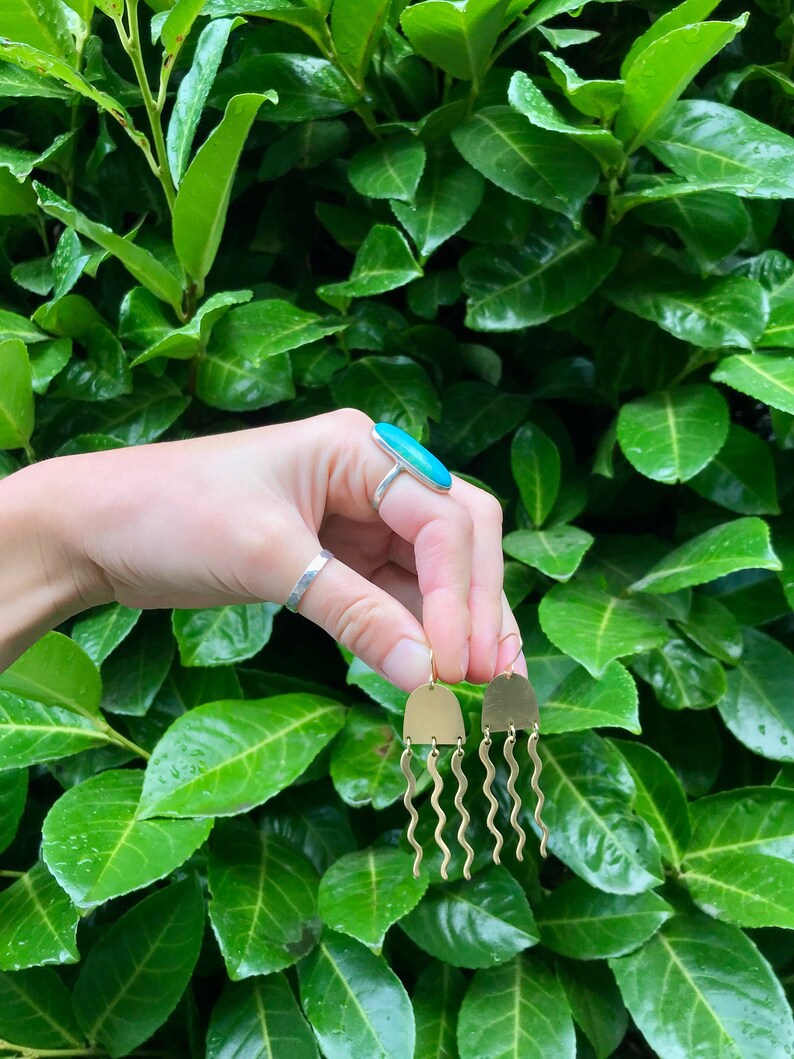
0,408,527,691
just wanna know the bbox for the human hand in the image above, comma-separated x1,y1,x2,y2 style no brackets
17,409,526,691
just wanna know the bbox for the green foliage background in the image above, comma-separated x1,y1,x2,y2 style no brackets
1,0,794,1056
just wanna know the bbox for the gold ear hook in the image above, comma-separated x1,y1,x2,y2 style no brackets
429,646,438,687
500,632,523,679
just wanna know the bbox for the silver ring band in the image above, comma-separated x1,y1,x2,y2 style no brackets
286,549,334,613
371,462,406,512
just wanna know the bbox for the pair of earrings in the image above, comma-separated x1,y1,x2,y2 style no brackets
399,637,549,880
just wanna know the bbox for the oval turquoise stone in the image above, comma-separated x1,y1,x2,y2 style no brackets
373,423,452,490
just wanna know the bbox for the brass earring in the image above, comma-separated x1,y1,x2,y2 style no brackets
479,635,549,862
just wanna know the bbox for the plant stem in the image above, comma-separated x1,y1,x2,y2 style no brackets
0,869,24,879
116,0,176,214
97,720,151,761
0,1043,102,1058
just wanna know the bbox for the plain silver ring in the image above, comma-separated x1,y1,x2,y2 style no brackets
285,549,334,612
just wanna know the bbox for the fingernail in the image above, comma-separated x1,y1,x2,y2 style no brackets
382,639,431,691
460,645,470,679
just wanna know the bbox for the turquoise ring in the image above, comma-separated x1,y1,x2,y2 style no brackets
371,422,452,512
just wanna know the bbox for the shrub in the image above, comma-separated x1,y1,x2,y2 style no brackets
1,0,794,1056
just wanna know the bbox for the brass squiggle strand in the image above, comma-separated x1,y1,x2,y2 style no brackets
478,728,503,864
528,724,549,859
451,737,474,880
427,738,452,880
400,739,422,877
504,723,527,862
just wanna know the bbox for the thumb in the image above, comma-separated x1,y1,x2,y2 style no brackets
283,541,432,693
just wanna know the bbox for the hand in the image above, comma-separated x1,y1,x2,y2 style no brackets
15,409,526,691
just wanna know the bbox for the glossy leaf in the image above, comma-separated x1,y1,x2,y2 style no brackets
688,785,794,861
130,290,252,365
503,526,593,581
689,423,779,515
712,353,794,414
555,958,627,1059
72,877,204,1058
317,224,423,303
609,739,690,866
0,691,110,769
298,930,414,1059
206,975,319,1059
213,55,359,122
511,422,560,527
0,768,26,853
0,338,33,450
617,385,729,484
539,581,668,677
318,847,427,950
139,694,346,817
683,851,794,928
413,961,466,1059
620,0,720,73
542,52,624,121
173,93,275,285
172,603,278,667
632,637,727,711
676,592,743,665
329,705,416,809
540,661,640,735
634,186,749,267
330,355,439,439
649,100,794,198
391,149,484,258
452,107,600,221
41,769,211,908
0,967,83,1050
460,215,619,331
0,631,101,716
208,819,320,979
331,0,390,79
457,954,576,1059
400,866,539,969
0,0,77,59
99,619,173,716
349,133,426,202
717,628,794,763
535,732,664,893
630,517,781,593
610,910,794,1058
70,604,142,665
0,861,79,971
400,0,509,82
536,877,673,959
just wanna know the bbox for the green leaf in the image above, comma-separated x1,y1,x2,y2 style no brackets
0,339,33,450
504,526,594,581
555,958,627,1059
717,628,794,763
632,636,727,711
435,382,529,462
99,619,173,716
72,877,204,1058
675,592,743,665
615,18,746,152
0,631,102,716
630,517,781,593
460,215,619,331
173,93,275,285
400,0,509,82
609,910,794,1058
208,819,320,979
536,877,673,959
648,99,794,198
29,338,71,394
634,186,749,268
317,847,426,952
688,785,794,861
712,353,794,414
0,61,72,98
451,106,600,221
206,976,319,1059
620,0,720,74
0,768,26,854
0,166,37,216
457,954,575,1059
536,732,663,894
298,930,414,1059
605,262,767,350
130,290,252,365
511,422,560,526
413,961,466,1059
683,851,794,928
41,770,211,908
331,0,390,79
54,375,190,445
609,739,691,867
539,581,668,677
139,694,346,817
167,17,242,184
0,968,82,1050
747,250,794,348
71,604,142,665
213,54,358,122
172,603,279,667
400,865,539,969
540,661,640,735
34,183,184,313
0,310,48,345
161,0,205,54
317,224,423,304
0,691,110,768
542,52,624,122
0,862,79,971
689,424,779,515
330,355,439,440
617,385,729,485
0,0,77,59
329,705,418,809
349,134,426,203
508,72,625,170
391,149,484,258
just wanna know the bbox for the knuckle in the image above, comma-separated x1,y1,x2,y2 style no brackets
331,407,374,433
481,491,504,526
328,591,380,656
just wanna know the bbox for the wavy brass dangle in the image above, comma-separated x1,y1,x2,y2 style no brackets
401,651,469,880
